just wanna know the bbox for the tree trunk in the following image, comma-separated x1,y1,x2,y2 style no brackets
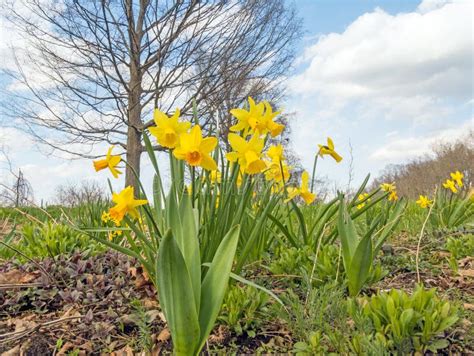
125,67,143,192
125,124,142,192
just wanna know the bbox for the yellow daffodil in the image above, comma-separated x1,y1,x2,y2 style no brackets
380,183,396,192
443,179,458,193
108,229,123,241
109,186,148,224
270,181,285,194
230,97,264,135
357,193,369,210
101,211,111,223
264,160,290,183
318,137,342,163
226,133,266,174
416,195,433,208
267,144,285,163
210,170,222,184
248,101,284,137
285,171,316,205
148,108,190,149
388,190,398,201
93,146,122,178
450,171,463,187
173,125,218,171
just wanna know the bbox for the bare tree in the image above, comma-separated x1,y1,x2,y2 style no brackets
54,180,106,207
371,131,474,198
0,148,34,207
1,0,301,191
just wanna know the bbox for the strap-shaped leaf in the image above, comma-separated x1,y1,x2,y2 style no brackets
157,230,200,354
337,195,359,271
197,225,240,353
178,193,201,312
347,231,372,296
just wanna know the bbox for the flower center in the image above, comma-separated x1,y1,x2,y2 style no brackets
186,150,202,166
163,128,177,147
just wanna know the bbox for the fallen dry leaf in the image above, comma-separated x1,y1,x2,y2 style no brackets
111,345,134,356
156,328,170,342
2,344,20,356
458,269,474,278
0,270,39,284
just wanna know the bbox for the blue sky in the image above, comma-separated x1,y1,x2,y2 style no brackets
0,0,472,203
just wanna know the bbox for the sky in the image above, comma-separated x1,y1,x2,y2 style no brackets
0,0,473,203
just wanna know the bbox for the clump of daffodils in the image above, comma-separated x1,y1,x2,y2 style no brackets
443,170,463,193
93,96,346,208
357,193,369,209
380,182,398,201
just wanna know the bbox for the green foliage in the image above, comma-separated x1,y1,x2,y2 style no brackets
445,234,474,272
269,244,342,287
348,285,459,353
338,194,406,296
0,221,103,260
278,282,352,354
430,188,474,230
20,222,102,258
219,284,269,337
130,299,153,353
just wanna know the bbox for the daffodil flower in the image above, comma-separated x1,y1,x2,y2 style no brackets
101,211,111,223
318,137,342,163
380,183,396,192
388,190,398,201
285,171,316,205
93,146,122,178
173,125,218,171
267,144,285,163
109,186,148,224
248,101,284,137
356,193,369,209
229,97,265,135
443,179,458,193
264,160,290,183
148,108,191,149
226,133,266,174
450,171,463,187
416,195,433,208
210,170,221,184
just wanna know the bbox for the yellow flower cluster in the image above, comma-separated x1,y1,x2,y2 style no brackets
380,182,398,201
93,97,345,211
356,193,369,210
149,109,218,171
443,171,463,193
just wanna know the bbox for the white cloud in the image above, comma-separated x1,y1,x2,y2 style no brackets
370,119,473,161
289,0,472,123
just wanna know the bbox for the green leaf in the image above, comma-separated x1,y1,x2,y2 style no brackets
347,230,373,296
157,230,200,354
337,195,359,271
197,225,240,353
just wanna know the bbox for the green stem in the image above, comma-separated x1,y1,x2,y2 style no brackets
191,166,196,208
310,150,320,193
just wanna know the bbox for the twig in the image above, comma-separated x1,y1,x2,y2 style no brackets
0,283,43,289
305,223,327,307
0,315,82,343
